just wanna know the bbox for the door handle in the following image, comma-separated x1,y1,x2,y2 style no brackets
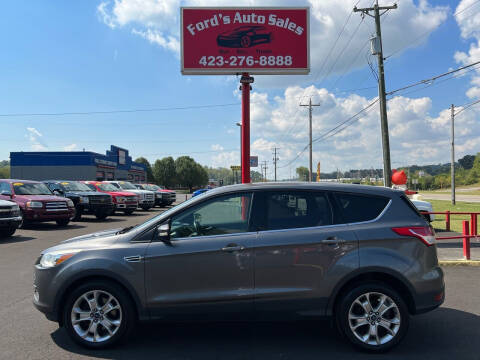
320,237,345,245
221,244,245,252
124,255,144,262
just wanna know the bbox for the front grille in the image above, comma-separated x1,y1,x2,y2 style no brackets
145,193,154,201
0,206,14,218
45,202,68,212
125,196,137,204
89,195,112,205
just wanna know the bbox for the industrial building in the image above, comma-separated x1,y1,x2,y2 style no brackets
10,145,147,182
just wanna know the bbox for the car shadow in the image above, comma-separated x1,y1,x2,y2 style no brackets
50,307,480,359
0,234,36,244
21,223,86,232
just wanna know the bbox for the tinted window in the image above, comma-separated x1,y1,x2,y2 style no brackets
265,191,333,230
170,193,252,239
85,183,97,191
0,182,11,193
334,193,389,223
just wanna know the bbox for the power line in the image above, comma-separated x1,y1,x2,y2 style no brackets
0,102,242,117
386,60,480,96
455,99,480,117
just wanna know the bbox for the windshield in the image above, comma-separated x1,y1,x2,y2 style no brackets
145,184,159,191
13,182,52,195
117,181,137,190
60,181,93,192
97,183,119,192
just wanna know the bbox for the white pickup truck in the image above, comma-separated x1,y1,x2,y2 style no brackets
411,196,435,222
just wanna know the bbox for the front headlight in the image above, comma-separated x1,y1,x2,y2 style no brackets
66,199,74,207
39,250,81,268
26,201,43,208
11,204,20,216
79,196,89,204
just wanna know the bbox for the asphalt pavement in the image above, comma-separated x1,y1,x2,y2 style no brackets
0,203,479,360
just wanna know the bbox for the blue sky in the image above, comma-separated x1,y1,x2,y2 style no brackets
1,0,479,178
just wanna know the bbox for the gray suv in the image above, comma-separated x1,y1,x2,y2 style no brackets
33,183,444,351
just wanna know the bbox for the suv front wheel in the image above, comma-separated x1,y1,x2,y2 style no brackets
63,280,135,348
336,282,409,352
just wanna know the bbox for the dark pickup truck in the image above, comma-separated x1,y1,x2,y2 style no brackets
0,199,22,237
43,181,113,221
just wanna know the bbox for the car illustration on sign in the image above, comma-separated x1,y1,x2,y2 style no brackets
217,26,272,48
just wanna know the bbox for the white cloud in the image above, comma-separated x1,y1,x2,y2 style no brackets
97,0,448,87
234,85,480,178
26,127,47,151
63,143,78,151
211,150,238,168
211,144,224,151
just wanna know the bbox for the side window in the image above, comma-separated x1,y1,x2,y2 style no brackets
334,192,390,223
0,182,11,193
170,193,253,239
265,191,333,231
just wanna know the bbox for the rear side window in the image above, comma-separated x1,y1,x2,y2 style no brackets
334,192,390,223
265,191,333,230
400,195,423,219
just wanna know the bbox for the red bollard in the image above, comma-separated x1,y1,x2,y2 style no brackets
463,220,471,260
445,211,450,232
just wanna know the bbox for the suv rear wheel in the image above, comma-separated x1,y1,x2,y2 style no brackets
336,282,409,352
63,280,135,349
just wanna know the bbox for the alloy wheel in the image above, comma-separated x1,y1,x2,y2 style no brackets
70,290,122,343
348,292,401,346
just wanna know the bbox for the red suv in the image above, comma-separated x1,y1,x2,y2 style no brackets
0,179,75,227
83,181,138,215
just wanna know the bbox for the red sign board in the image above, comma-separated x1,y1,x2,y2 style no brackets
181,7,309,75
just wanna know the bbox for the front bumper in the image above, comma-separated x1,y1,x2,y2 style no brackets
78,203,115,213
0,216,23,228
33,263,59,321
23,208,75,222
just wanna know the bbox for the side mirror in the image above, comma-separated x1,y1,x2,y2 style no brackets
1,190,12,198
157,221,172,245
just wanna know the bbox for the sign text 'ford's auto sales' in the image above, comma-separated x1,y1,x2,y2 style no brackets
181,7,309,75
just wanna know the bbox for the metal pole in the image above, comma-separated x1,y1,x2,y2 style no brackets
240,73,252,184
451,104,456,205
309,98,313,182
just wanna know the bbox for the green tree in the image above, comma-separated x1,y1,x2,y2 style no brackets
0,166,9,179
458,154,475,170
175,156,208,192
296,166,309,181
134,157,155,183
250,170,263,182
205,166,235,185
153,157,176,188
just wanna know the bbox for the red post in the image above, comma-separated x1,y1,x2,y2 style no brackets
470,214,476,237
463,220,471,260
240,73,252,184
445,211,450,232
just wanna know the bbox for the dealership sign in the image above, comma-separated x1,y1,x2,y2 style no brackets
181,7,309,75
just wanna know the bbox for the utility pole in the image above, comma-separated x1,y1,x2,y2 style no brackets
451,104,456,205
354,1,397,188
300,98,320,182
260,161,268,182
272,148,279,181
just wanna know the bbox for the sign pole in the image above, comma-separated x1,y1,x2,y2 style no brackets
240,73,253,184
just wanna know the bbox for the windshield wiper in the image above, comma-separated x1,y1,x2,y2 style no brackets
117,225,136,234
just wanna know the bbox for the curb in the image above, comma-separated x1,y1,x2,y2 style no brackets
439,260,480,267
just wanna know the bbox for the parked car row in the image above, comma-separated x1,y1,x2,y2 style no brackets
0,179,176,238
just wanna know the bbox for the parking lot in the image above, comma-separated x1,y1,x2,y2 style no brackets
1,203,479,360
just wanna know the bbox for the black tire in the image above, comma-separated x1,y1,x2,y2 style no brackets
73,207,82,221
141,206,151,211
123,209,134,215
95,212,108,220
0,227,16,238
63,280,136,349
56,219,70,227
335,282,409,352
